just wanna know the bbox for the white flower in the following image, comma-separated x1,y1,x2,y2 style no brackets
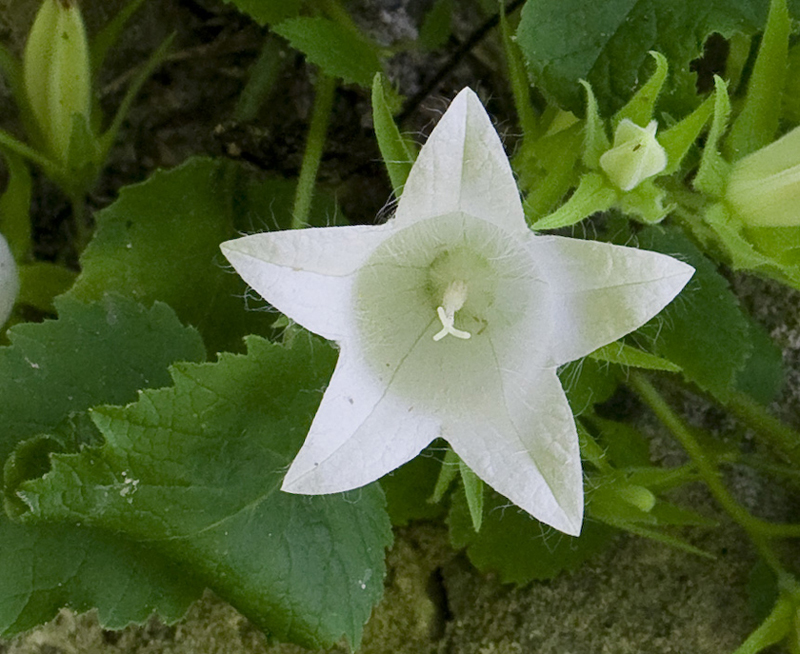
600,119,667,191
0,234,18,327
221,89,693,536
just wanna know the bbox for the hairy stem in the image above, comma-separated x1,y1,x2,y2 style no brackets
292,74,336,230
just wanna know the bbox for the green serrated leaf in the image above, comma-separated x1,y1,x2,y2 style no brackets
17,262,77,313
273,17,381,87
19,334,392,650
636,225,754,400
449,487,615,584
0,294,206,636
517,0,786,115
0,520,202,637
0,294,204,462
68,157,280,355
220,0,301,25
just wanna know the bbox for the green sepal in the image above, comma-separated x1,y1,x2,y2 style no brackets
659,94,715,176
694,76,731,197
459,460,484,532
580,80,610,169
64,112,101,196
371,73,416,195
531,172,616,231
725,0,789,162
589,341,681,372
618,177,670,224
519,120,582,221
577,420,612,474
613,51,668,129
431,446,460,503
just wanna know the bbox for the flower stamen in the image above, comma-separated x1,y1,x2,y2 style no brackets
433,280,471,341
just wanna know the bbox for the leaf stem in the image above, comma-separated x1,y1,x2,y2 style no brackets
292,74,336,229
725,390,800,468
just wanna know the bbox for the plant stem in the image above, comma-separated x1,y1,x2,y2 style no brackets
726,390,800,468
292,74,336,230
628,372,799,577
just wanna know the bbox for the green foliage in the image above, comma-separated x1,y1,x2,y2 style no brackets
0,294,204,463
273,17,381,87
220,0,301,25
636,226,784,403
419,0,453,51
0,294,206,636
725,0,789,160
559,356,619,414
381,448,444,526
0,520,202,636
449,487,615,584
16,334,392,649
516,0,792,115
68,158,282,355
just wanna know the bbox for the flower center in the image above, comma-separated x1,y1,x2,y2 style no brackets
433,280,471,341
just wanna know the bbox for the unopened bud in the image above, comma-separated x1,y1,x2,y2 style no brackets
726,125,800,226
23,0,91,165
600,119,667,191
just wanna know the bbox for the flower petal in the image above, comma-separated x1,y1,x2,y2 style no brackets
281,346,440,494
220,225,391,340
446,365,583,536
529,236,694,366
394,88,526,234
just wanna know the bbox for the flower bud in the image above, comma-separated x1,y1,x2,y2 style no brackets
23,0,91,164
599,119,667,191
725,125,800,226
0,234,19,326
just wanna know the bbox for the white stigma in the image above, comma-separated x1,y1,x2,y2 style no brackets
433,280,471,342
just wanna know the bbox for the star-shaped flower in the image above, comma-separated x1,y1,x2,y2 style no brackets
221,88,693,536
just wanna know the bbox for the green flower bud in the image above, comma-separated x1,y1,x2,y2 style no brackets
23,0,91,164
599,119,667,191
726,125,800,226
